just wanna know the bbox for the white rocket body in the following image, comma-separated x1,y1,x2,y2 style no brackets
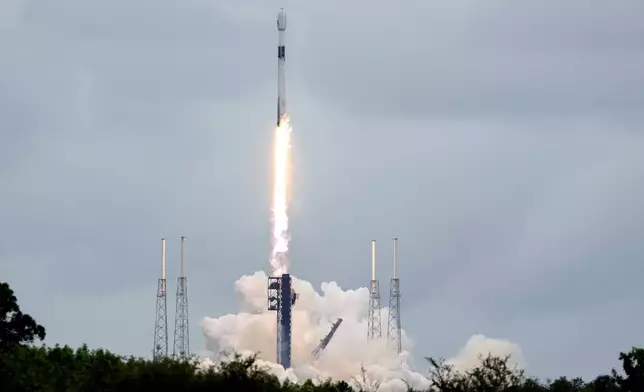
277,9,287,125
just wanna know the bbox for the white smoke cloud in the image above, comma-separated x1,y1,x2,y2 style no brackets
201,271,525,392
446,334,525,372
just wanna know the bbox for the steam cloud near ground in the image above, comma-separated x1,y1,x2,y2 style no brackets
202,271,524,392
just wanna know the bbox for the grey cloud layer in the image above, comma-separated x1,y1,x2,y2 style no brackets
1,0,643,380
296,1,644,120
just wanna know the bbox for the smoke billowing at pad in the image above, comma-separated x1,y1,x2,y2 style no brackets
202,271,525,392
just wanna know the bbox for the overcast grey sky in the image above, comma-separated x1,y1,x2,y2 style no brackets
1,0,643,380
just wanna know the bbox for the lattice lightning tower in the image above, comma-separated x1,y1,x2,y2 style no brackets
153,238,168,360
173,236,190,359
387,237,402,353
367,240,382,340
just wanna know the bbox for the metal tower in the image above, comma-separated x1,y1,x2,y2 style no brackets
153,238,168,360
268,273,297,368
311,318,344,359
367,240,382,340
173,236,190,360
387,237,402,353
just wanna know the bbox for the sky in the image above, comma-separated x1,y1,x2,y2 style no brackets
1,0,643,381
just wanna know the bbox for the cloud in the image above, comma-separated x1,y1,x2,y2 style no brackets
202,271,525,391
1,0,642,381
296,0,644,120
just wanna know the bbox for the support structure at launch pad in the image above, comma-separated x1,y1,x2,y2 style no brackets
268,273,297,368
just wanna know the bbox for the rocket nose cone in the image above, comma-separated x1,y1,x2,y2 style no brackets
277,9,287,31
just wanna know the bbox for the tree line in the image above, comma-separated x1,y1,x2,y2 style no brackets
1,281,642,392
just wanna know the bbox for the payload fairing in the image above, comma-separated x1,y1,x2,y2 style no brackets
277,8,287,125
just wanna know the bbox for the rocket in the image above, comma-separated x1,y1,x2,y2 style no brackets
277,8,287,125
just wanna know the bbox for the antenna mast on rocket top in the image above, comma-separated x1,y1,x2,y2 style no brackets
153,238,169,360
387,237,402,353
367,240,382,340
173,236,190,360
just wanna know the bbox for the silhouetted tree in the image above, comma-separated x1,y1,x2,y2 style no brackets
586,374,620,392
613,347,644,392
0,282,46,349
426,353,526,392
548,376,586,392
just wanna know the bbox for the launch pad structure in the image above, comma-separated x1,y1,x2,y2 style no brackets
311,318,344,359
367,240,382,340
368,238,403,353
387,238,402,353
268,274,297,368
173,236,190,360
153,238,168,360
153,237,191,361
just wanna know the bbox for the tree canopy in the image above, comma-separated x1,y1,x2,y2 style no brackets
0,280,641,392
0,281,46,349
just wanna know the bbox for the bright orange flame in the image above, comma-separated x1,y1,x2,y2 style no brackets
270,115,292,275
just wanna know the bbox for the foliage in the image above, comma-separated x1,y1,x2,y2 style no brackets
0,281,642,392
424,349,644,392
0,282,46,349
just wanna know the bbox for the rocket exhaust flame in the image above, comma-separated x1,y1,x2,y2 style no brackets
270,115,292,275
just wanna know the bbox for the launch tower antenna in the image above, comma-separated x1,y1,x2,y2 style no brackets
367,240,382,340
387,237,402,353
153,238,168,360
173,236,190,359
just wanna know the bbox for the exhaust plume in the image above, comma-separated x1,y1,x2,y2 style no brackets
270,117,292,275
201,271,525,391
